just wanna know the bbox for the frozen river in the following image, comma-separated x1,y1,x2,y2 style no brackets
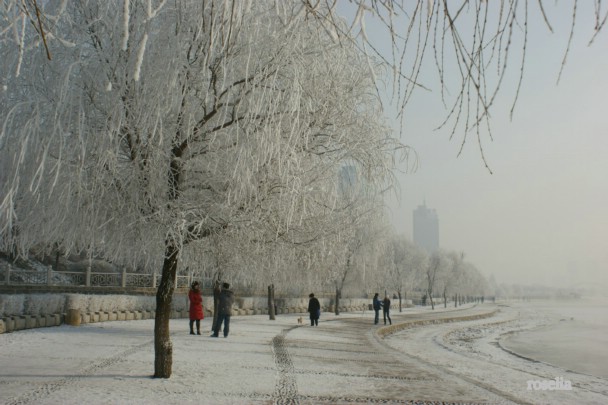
385,300,608,404
501,297,608,379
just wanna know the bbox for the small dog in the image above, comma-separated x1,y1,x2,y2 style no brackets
297,317,303,324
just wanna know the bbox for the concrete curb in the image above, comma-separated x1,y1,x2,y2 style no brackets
0,310,164,333
376,309,499,338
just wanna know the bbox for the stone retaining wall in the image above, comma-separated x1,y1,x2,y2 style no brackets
0,293,388,334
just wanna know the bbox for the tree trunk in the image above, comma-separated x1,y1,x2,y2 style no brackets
428,290,435,310
212,280,221,332
154,243,179,378
268,284,275,320
334,287,341,315
443,291,447,308
54,244,60,271
398,291,402,312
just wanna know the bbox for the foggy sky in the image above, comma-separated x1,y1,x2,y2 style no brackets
357,3,608,289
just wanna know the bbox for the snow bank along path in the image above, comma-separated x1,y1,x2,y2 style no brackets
2,303,606,404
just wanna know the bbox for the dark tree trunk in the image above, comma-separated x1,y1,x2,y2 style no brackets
398,291,402,312
54,242,61,271
212,280,221,331
268,284,276,320
154,243,179,378
334,287,341,315
443,291,447,308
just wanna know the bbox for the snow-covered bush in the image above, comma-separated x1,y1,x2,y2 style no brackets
0,295,25,317
24,294,65,316
65,294,87,311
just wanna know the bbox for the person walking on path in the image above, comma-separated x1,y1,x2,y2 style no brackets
372,293,382,325
307,293,321,326
211,282,234,338
383,295,392,325
188,281,204,335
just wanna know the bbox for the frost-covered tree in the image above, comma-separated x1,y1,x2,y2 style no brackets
4,1,606,170
326,222,378,315
315,164,390,314
459,261,488,301
436,251,462,308
383,235,426,311
487,274,499,299
424,251,445,309
0,1,402,378
306,1,607,169
427,250,489,307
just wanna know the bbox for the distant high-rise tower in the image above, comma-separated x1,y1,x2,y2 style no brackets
413,201,439,253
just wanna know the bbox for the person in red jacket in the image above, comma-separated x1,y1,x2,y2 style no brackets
188,281,204,335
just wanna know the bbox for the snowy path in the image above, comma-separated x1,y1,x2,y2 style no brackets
3,338,154,405
1,303,607,404
278,305,514,404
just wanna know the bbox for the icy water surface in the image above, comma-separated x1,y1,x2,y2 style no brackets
502,297,608,378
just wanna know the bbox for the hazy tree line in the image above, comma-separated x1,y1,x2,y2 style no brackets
1,1,604,378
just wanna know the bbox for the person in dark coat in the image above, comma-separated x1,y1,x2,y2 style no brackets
372,293,382,325
307,293,321,326
382,295,392,325
188,281,204,335
212,282,234,337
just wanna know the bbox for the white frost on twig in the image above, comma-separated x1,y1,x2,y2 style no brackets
15,14,26,78
133,33,148,82
148,0,167,19
121,0,130,51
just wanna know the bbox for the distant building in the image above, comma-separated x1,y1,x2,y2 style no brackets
413,202,439,253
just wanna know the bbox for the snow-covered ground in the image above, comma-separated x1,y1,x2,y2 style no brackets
1,302,607,404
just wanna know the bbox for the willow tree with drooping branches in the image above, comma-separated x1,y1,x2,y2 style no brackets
304,0,606,170
4,1,605,170
0,1,404,378
380,234,426,311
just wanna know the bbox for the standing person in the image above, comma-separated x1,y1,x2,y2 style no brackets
188,281,204,335
382,295,392,325
211,282,234,338
307,293,321,326
372,293,382,325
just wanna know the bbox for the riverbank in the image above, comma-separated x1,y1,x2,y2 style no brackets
386,300,608,404
1,302,606,404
